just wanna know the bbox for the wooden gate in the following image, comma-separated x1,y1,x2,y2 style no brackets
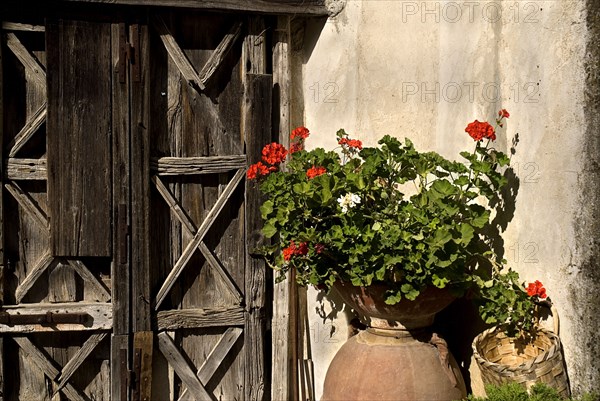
0,3,297,399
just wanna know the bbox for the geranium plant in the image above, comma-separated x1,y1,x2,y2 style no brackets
248,110,513,305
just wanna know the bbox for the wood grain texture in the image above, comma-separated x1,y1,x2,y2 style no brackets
131,23,152,332
133,331,154,401
50,0,329,15
14,250,54,303
55,333,108,393
0,38,4,401
2,22,45,32
46,19,112,257
198,21,242,85
13,336,88,401
7,101,47,157
111,22,131,337
154,169,245,309
4,181,49,232
243,73,272,401
67,259,111,302
151,155,246,175
156,306,245,330
111,334,129,401
178,327,243,401
5,32,46,88
0,302,112,333
157,332,214,401
153,16,205,91
272,16,293,401
6,158,47,180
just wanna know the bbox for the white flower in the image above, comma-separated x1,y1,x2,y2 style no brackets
337,193,361,213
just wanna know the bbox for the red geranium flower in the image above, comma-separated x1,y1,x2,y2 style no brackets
499,109,510,118
262,143,288,165
283,241,308,261
465,120,496,141
306,166,327,179
338,138,363,150
526,280,547,298
291,126,310,140
247,162,270,180
314,243,325,254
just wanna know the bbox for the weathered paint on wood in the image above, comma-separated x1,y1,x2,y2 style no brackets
46,19,112,257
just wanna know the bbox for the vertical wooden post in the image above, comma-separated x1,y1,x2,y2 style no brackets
243,16,269,401
272,15,296,401
0,32,6,401
130,22,151,334
111,21,131,401
244,73,272,401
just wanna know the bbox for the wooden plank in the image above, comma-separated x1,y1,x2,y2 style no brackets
198,22,243,85
46,19,112,257
178,327,243,401
133,331,154,401
49,0,330,15
272,16,293,401
2,22,45,32
111,22,130,338
152,16,205,92
131,23,152,332
153,176,243,302
111,334,129,401
157,332,214,401
67,259,111,302
0,38,4,401
56,333,108,393
0,302,112,333
154,169,245,309
12,336,88,401
5,181,49,232
156,306,245,330
48,261,77,302
243,73,272,401
7,101,47,157
14,250,54,303
6,158,47,180
5,32,46,88
151,155,246,175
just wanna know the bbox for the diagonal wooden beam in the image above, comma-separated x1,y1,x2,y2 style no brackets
152,176,243,302
5,181,49,232
5,33,46,88
157,332,215,401
152,16,205,91
154,169,245,309
66,259,111,302
8,101,47,158
13,336,88,401
15,251,54,303
178,327,243,401
55,333,108,394
197,22,242,85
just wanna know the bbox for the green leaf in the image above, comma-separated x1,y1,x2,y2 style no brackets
260,200,274,219
262,223,277,238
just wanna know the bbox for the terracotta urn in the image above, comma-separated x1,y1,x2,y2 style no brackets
321,282,467,401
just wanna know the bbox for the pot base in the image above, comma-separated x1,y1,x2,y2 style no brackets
321,329,466,401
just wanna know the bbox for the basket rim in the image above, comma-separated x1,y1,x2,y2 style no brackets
472,326,562,372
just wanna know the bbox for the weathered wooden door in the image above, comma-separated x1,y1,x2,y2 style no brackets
1,8,270,401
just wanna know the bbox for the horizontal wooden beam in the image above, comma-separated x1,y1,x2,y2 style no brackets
2,22,45,32
151,155,246,175
49,0,329,15
6,158,47,180
0,302,112,333
156,306,245,330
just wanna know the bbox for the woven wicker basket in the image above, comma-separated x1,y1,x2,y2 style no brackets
472,326,570,397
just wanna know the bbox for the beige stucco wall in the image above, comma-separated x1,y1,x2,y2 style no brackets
299,0,598,398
